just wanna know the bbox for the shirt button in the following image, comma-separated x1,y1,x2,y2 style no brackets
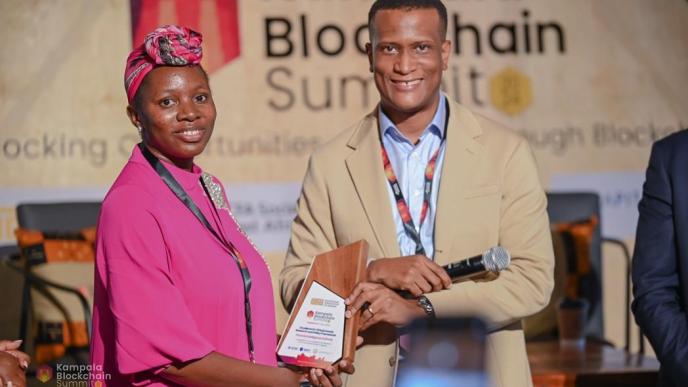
414,189,421,197
388,355,396,366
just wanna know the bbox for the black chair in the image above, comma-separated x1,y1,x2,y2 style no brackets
7,202,101,364
16,203,101,232
546,192,642,354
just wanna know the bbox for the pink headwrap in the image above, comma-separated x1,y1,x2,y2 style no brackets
124,25,203,104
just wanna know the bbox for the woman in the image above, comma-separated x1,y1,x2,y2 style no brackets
90,25,348,386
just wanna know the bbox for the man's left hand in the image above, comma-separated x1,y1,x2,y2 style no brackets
345,282,426,331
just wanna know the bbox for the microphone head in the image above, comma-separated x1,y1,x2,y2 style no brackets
482,246,511,272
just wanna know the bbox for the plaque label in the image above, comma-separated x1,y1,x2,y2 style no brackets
278,281,345,368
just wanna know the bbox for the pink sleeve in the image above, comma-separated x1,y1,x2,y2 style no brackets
100,186,214,376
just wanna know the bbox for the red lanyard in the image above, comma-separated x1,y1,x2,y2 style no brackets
381,145,442,256
379,100,449,256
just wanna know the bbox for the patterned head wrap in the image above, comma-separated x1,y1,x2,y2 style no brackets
124,25,203,105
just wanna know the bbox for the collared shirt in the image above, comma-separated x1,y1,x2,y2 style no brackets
378,93,447,259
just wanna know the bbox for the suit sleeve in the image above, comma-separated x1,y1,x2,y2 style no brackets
425,139,555,329
279,154,338,311
631,142,688,384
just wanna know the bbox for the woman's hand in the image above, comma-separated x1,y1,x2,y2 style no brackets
0,340,30,370
0,351,27,387
306,366,340,387
282,359,355,387
0,340,21,351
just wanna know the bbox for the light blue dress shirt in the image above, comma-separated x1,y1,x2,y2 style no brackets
378,94,447,259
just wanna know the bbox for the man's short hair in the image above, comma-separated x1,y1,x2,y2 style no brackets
368,0,448,40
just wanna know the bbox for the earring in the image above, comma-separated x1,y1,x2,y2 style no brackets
136,125,143,137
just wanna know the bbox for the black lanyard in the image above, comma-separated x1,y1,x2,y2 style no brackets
138,143,256,363
379,99,449,256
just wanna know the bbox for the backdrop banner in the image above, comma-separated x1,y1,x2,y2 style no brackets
1,0,687,343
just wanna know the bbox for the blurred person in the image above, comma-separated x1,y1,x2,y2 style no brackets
89,25,349,387
632,129,688,386
279,1,554,386
0,340,29,387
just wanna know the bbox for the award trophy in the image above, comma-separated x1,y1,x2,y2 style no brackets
277,240,368,368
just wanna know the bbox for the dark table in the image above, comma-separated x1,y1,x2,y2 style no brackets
527,341,660,387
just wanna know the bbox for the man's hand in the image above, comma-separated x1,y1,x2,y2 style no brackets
345,282,426,331
367,255,451,296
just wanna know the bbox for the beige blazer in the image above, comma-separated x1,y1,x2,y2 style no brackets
280,97,554,387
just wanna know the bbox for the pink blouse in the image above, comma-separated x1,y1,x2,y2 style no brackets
90,146,277,386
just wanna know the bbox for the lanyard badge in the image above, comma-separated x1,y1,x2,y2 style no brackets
138,143,256,363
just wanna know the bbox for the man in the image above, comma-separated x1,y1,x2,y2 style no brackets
280,1,554,386
632,129,688,386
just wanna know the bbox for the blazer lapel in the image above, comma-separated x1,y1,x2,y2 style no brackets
345,111,401,258
434,99,484,263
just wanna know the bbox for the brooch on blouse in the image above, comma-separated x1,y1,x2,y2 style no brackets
201,172,228,210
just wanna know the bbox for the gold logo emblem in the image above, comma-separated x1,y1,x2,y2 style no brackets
36,365,53,383
489,67,533,116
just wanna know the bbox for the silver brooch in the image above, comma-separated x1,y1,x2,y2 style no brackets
201,172,228,210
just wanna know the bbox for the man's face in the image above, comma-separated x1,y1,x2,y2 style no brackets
367,8,450,119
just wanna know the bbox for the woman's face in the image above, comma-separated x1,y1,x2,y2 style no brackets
128,65,216,169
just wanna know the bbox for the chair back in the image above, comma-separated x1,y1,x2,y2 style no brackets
17,202,101,232
546,192,603,340
14,201,101,364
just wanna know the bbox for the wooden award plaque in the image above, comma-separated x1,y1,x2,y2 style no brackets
278,240,368,367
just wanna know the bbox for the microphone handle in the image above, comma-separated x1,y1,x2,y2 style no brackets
393,255,486,300
442,255,485,279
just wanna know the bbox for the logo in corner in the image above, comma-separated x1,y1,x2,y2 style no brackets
36,365,53,383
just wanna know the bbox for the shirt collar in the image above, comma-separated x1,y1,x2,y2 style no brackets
378,93,446,144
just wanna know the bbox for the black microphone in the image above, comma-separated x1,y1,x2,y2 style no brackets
394,246,511,300
442,246,511,280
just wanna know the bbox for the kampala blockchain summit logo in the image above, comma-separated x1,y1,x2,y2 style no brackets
36,365,53,383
